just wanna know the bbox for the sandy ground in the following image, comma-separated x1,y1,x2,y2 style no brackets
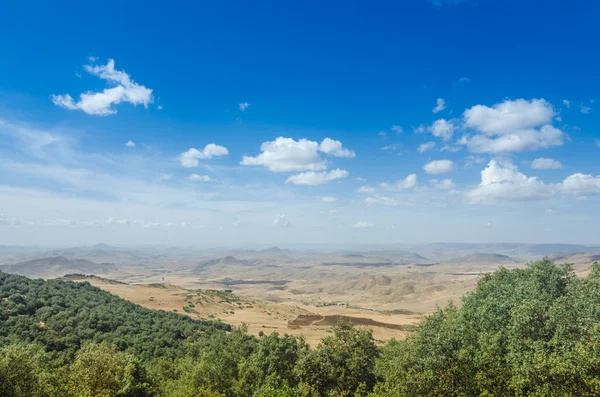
68,276,422,345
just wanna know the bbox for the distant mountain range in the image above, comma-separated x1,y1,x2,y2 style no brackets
447,253,517,265
0,256,118,278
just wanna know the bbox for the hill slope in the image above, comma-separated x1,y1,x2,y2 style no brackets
0,271,229,360
0,256,118,278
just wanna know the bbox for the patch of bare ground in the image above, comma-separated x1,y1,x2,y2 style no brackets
67,276,417,345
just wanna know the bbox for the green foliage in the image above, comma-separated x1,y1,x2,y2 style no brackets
66,343,153,397
0,271,230,363
373,259,600,396
295,320,379,396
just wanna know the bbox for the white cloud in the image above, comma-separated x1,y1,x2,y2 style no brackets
580,105,592,114
465,155,485,168
433,98,446,113
440,145,461,153
464,98,554,134
51,59,153,116
125,140,136,148
353,221,374,229
424,160,454,174
319,138,356,158
559,173,600,196
179,144,229,167
273,214,291,227
459,125,564,154
0,214,19,226
418,142,436,153
322,196,337,203
380,174,417,191
107,217,131,225
382,144,400,151
378,131,387,138
460,99,564,153
391,125,404,134
328,209,338,215
563,99,571,108
156,105,163,111
429,119,455,140
357,185,376,194
239,102,250,111
242,137,324,172
531,158,563,170
285,168,348,185
187,174,211,182
430,178,456,190
158,173,172,181
364,196,415,207
241,137,354,173
466,160,555,203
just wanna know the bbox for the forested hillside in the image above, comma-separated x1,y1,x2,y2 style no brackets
2,259,600,396
0,272,230,362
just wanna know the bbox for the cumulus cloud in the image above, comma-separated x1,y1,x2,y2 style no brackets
241,137,354,173
353,221,374,228
464,98,554,134
460,99,564,153
273,214,292,227
187,174,211,182
559,173,600,196
179,144,229,167
322,196,337,203
319,138,356,158
286,168,348,185
239,102,250,111
429,119,455,141
563,99,571,108
357,185,376,194
418,142,436,153
125,140,136,147
424,160,454,174
531,158,563,170
51,59,153,116
459,125,564,154
380,174,418,191
466,160,555,203
430,178,456,190
433,98,446,113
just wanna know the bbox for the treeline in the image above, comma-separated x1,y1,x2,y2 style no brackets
2,259,600,396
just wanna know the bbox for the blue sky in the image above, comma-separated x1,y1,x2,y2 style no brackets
0,0,599,246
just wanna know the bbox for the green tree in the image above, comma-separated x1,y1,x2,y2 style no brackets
66,343,153,397
295,320,378,396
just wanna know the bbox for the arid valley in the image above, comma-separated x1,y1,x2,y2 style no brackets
2,243,599,344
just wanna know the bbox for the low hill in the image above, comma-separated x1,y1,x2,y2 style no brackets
0,256,118,278
447,252,517,265
195,255,257,272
